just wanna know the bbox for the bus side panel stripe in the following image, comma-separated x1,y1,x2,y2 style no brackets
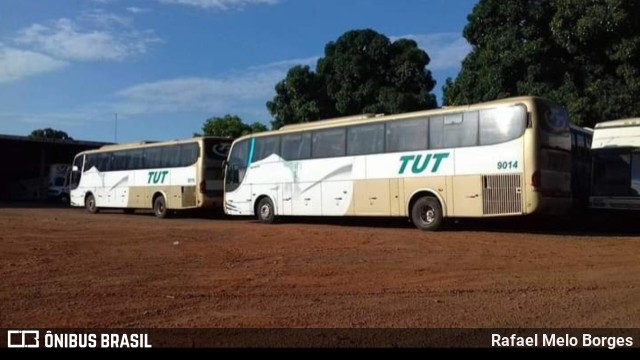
248,138,255,166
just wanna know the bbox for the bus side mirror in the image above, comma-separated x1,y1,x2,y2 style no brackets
221,159,228,169
72,165,79,172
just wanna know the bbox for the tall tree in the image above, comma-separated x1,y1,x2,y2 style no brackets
267,65,330,130
247,122,268,134
267,29,437,129
29,128,72,140
195,114,267,138
443,0,640,127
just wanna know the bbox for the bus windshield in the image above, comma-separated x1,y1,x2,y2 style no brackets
592,149,640,197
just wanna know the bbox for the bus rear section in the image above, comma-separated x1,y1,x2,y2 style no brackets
199,138,232,211
530,99,572,216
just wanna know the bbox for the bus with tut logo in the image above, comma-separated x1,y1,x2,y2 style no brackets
223,96,572,230
69,137,232,217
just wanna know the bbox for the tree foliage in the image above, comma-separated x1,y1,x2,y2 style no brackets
267,29,437,129
195,114,267,138
29,128,72,140
443,0,640,127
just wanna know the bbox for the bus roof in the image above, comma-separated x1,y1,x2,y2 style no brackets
278,113,383,131
594,118,640,129
235,96,547,142
76,136,233,156
592,118,640,150
570,124,594,134
100,141,158,150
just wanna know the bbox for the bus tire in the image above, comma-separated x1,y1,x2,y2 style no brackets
153,195,169,219
256,197,275,224
410,196,443,231
85,194,99,214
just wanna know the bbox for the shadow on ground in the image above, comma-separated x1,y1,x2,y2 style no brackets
2,201,639,237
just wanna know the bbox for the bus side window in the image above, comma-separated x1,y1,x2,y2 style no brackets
576,133,585,157
312,128,346,159
281,133,311,161
253,136,281,162
387,118,428,152
441,111,478,148
479,106,526,146
347,123,384,155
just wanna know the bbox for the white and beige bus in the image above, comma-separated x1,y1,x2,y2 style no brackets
590,118,640,211
223,96,572,230
69,137,232,217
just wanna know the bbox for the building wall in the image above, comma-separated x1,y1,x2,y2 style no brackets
0,136,109,201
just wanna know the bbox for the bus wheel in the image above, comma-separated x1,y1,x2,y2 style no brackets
411,196,442,231
85,194,99,214
153,196,168,219
256,197,275,224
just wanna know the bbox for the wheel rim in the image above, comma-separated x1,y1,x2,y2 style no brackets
156,201,164,215
87,197,94,210
420,205,435,224
260,204,270,219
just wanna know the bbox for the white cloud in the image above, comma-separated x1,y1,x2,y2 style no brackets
1,111,104,127
392,32,471,70
158,0,280,10
15,10,161,62
126,7,150,14
114,56,316,118
0,44,67,84
247,56,319,71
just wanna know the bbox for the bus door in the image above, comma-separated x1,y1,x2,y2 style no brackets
224,139,252,215
69,155,85,206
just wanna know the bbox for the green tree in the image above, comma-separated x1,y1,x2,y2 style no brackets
29,128,73,140
247,122,268,133
443,0,640,127
267,65,330,130
195,114,268,138
267,29,437,129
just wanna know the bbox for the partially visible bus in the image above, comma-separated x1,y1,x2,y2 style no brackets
48,163,71,202
570,124,593,210
223,96,572,230
69,137,232,217
590,118,640,211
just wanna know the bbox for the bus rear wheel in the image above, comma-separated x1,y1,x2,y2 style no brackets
411,196,442,231
256,197,275,224
153,195,169,219
85,194,99,214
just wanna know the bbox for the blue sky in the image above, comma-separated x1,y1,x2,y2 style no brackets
0,0,478,143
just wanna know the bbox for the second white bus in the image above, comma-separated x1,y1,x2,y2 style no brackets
69,136,232,217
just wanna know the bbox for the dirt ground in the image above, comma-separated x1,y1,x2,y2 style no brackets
1,204,640,328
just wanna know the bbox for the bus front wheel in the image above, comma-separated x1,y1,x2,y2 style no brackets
256,197,275,224
85,194,99,214
153,196,168,219
411,196,442,231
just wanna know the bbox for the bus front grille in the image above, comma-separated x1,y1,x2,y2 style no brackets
482,174,522,215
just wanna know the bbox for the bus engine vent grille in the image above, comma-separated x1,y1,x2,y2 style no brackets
482,174,522,215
